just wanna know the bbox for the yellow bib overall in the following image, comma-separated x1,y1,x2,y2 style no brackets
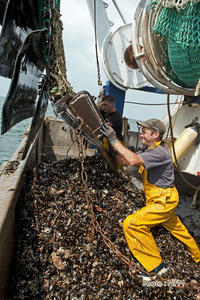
123,144,200,272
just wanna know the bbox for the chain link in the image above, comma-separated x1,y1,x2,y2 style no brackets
94,0,102,88
76,133,174,280
72,120,200,288
76,133,142,273
77,134,88,184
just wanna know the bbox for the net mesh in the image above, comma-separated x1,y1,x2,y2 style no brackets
152,2,200,88
168,39,200,87
153,2,200,48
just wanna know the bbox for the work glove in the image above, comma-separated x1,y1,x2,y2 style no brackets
100,123,118,146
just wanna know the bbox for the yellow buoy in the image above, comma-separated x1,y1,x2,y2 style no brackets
171,127,197,162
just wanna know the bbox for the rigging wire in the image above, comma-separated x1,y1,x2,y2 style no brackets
167,94,200,193
125,101,184,106
93,0,102,89
111,0,127,24
165,95,183,139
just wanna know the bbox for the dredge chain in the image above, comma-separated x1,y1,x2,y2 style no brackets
94,0,102,88
76,133,200,289
76,134,142,275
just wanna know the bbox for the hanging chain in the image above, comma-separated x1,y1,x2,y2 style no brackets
94,0,102,88
76,132,143,276
77,134,88,184
75,129,200,288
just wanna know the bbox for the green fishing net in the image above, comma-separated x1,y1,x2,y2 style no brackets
152,2,200,88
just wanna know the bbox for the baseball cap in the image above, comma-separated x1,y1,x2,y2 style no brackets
136,118,166,134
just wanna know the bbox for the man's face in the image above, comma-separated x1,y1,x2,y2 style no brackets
101,101,113,113
140,127,159,148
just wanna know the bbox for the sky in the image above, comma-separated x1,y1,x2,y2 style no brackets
0,0,175,121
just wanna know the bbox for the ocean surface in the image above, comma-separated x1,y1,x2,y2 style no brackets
0,96,55,165
0,96,137,166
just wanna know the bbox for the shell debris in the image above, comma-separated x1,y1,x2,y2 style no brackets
7,156,200,299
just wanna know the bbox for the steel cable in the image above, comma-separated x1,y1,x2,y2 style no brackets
93,0,102,88
167,94,200,192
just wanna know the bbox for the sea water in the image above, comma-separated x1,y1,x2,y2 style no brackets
0,96,137,166
0,96,55,165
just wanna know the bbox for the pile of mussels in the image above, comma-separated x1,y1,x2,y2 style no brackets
8,155,200,299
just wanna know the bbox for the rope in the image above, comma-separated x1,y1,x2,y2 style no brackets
93,0,102,88
165,95,183,139
167,94,200,192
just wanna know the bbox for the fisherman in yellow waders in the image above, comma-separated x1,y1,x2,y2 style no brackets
100,118,200,276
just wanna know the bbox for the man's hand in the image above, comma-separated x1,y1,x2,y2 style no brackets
106,122,112,127
100,123,118,146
